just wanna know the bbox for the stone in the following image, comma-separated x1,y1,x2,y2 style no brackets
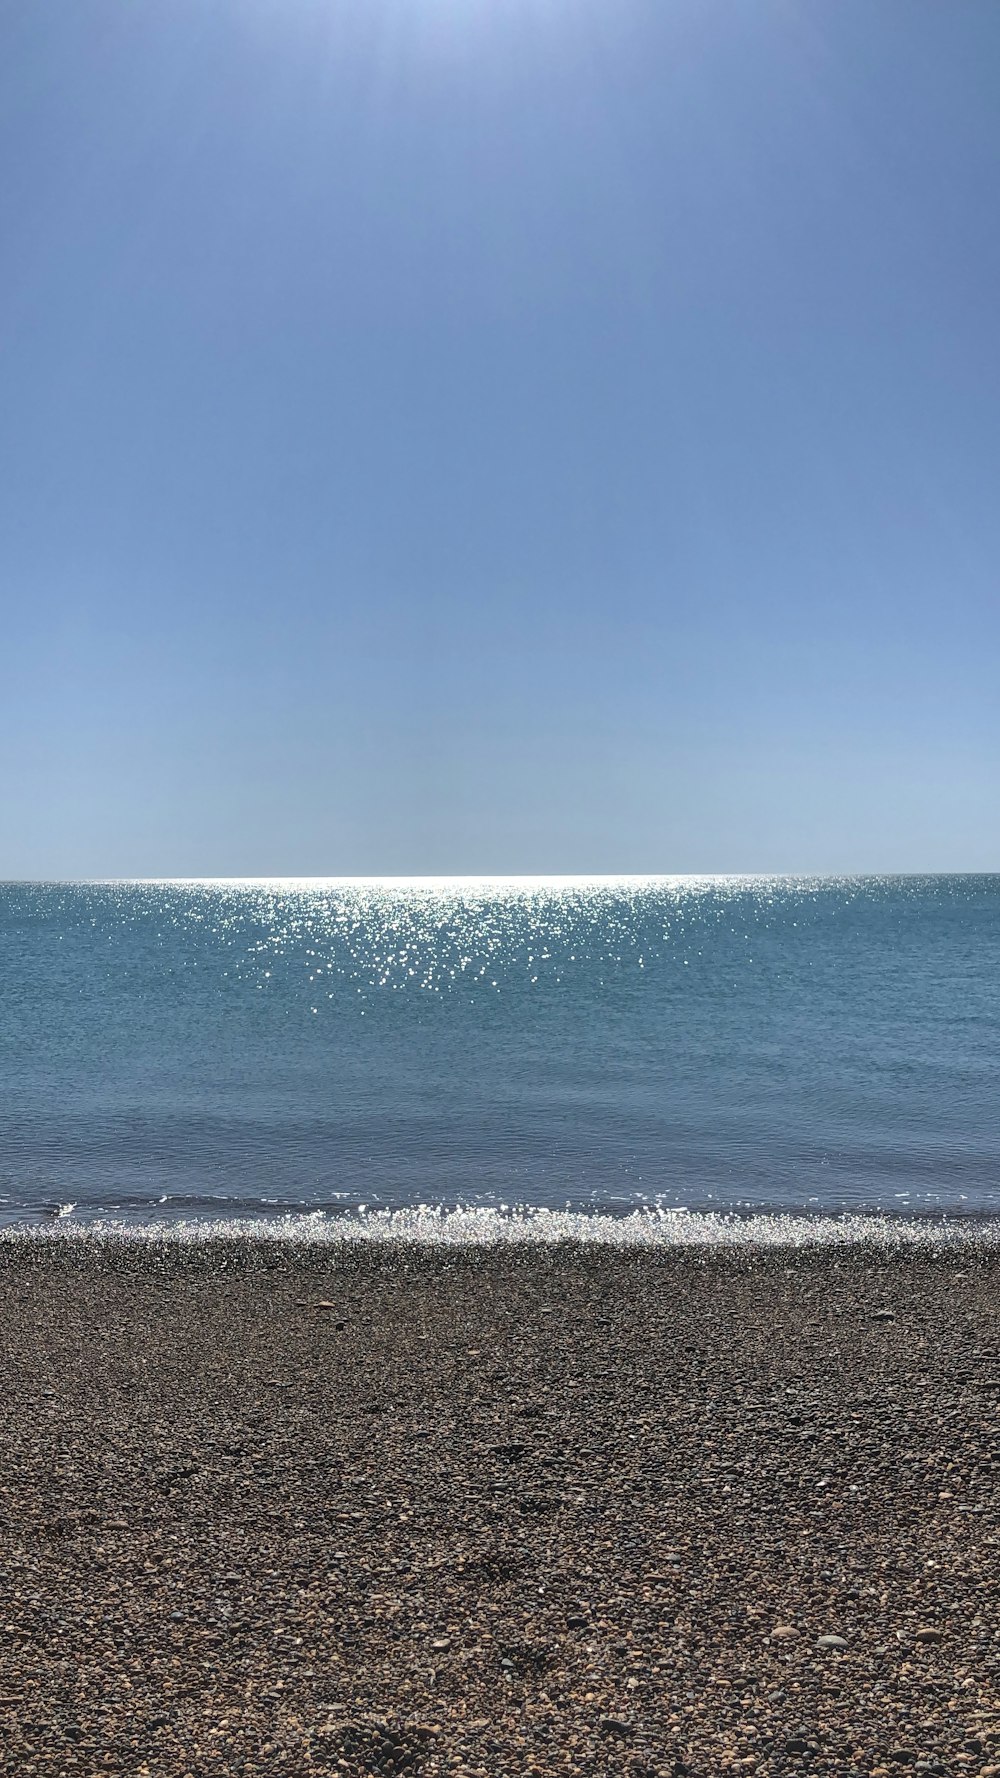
817,1634,848,1649
914,1627,943,1643
599,1717,633,1739
771,1625,799,1640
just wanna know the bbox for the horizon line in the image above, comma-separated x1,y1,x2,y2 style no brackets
1,871,997,889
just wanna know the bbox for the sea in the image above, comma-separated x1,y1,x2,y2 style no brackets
1,875,998,1243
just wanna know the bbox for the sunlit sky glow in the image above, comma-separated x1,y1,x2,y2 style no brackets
1,0,998,876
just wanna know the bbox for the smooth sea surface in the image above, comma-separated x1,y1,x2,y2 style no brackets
1,876,998,1235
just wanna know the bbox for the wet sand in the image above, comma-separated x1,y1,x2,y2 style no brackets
1,1236,999,1776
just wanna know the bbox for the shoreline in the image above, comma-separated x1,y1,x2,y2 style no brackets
6,1201,1000,1252
2,1241,999,1775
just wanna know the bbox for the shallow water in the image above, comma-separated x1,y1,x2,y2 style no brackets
1,876,998,1231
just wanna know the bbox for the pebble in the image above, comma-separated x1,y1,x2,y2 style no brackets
1,1239,998,1777
599,1716,633,1738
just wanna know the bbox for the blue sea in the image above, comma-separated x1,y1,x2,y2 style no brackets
1,876,998,1237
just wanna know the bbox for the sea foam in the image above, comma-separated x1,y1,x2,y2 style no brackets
4,1204,1000,1250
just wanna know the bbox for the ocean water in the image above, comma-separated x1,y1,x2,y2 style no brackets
1,876,998,1235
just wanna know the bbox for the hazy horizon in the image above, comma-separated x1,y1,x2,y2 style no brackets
3,871,999,889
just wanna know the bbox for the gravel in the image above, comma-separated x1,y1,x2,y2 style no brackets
1,1235,1000,1775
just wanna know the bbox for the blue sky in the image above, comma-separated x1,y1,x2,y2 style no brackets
1,0,998,875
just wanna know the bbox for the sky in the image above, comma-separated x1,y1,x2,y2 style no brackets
1,0,998,877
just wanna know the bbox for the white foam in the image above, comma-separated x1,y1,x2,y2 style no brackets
3,1205,999,1249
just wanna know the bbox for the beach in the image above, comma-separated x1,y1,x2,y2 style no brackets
2,1238,999,1777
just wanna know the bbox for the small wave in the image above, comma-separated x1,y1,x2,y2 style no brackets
4,1204,1000,1250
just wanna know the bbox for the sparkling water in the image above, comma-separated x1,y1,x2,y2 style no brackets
1,876,998,1229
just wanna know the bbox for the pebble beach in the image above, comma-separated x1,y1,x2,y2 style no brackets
2,1235,1000,1778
